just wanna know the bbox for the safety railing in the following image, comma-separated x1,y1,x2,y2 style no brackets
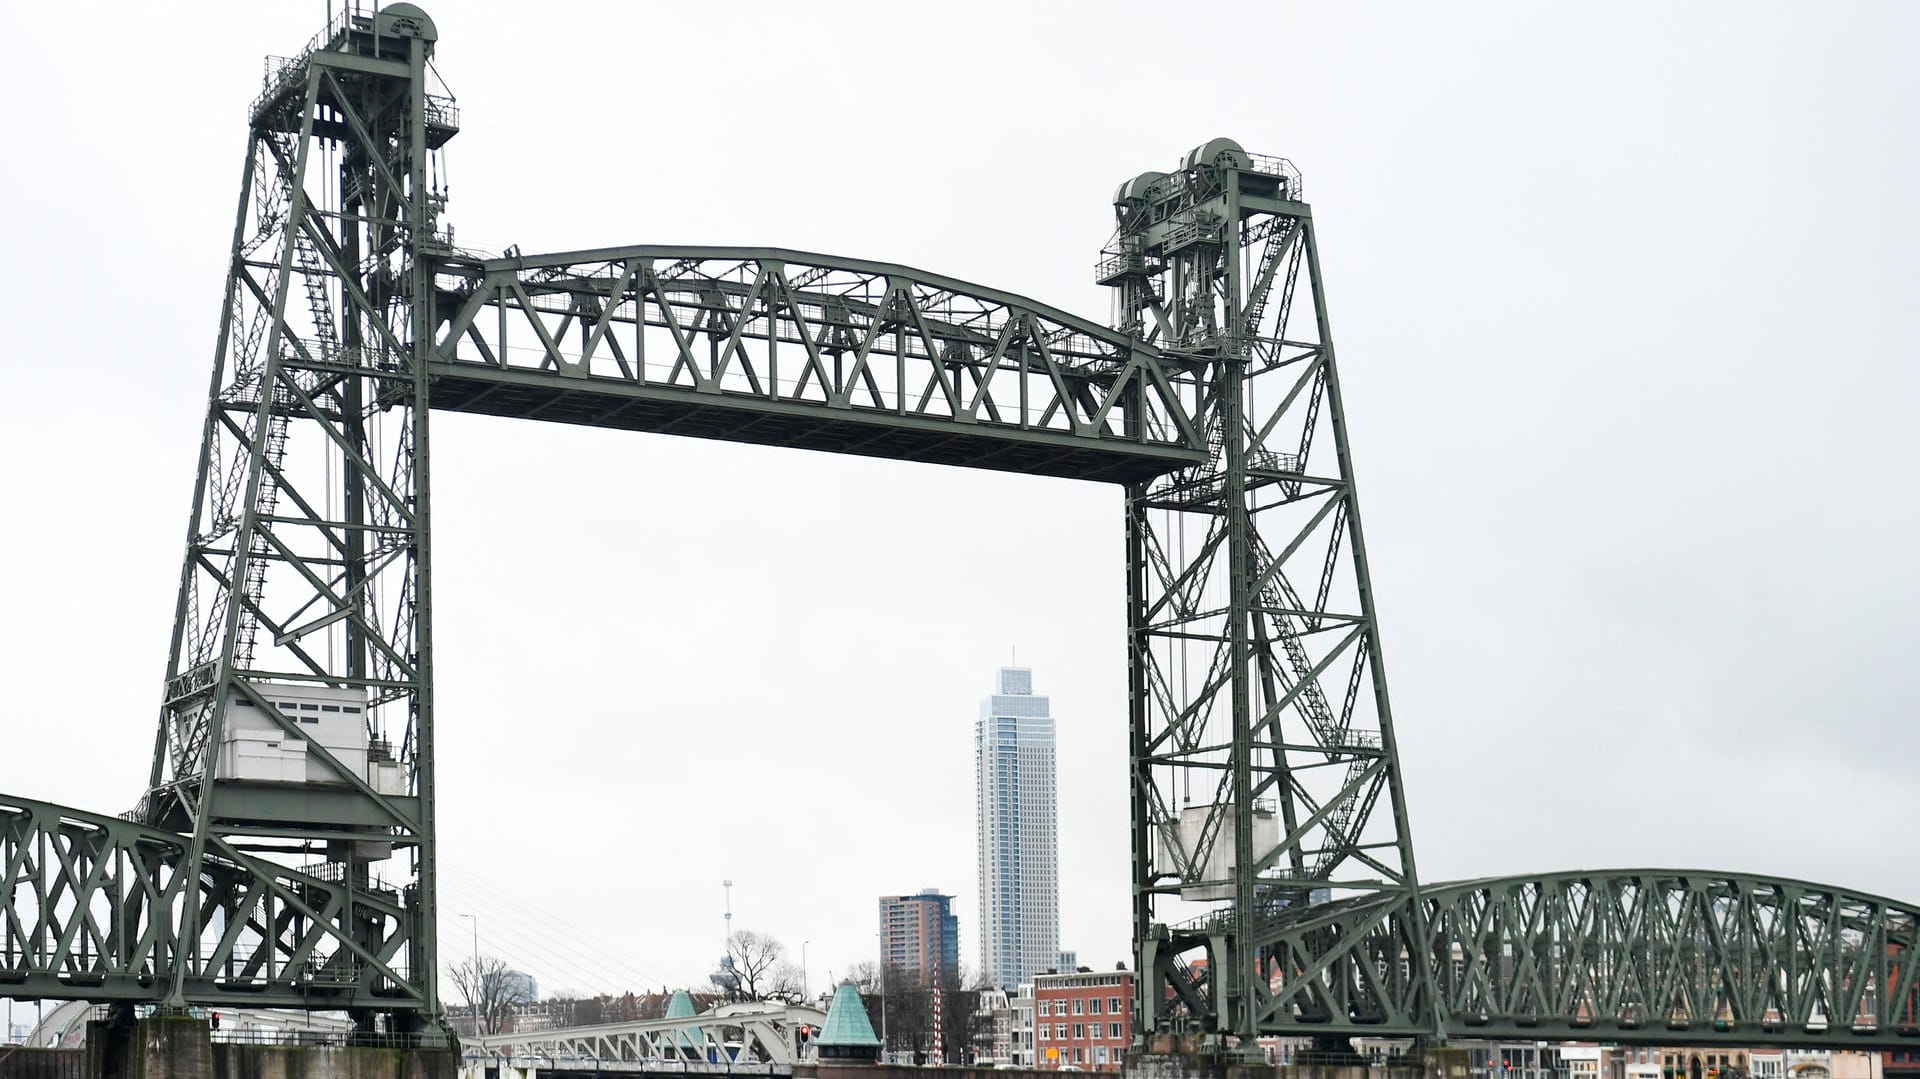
1245,154,1304,200
1163,212,1226,253
212,1027,419,1048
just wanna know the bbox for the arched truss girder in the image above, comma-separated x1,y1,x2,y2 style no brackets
427,246,1207,483
0,793,419,1010
1207,870,1919,1047
465,1002,828,1067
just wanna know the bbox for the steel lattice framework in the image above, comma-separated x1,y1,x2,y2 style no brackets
0,3,1912,1054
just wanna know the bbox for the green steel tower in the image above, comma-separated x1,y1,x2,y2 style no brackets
1106,140,1432,1049
141,4,456,1033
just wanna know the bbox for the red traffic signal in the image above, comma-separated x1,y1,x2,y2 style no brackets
799,1025,812,1041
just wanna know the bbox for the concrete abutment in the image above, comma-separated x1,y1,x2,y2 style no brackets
793,1046,1472,1079
69,1019,453,1079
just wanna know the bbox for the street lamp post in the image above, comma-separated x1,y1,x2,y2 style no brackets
459,913,480,1035
875,931,888,1064
801,941,809,1002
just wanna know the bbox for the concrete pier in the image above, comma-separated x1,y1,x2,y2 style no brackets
73,1018,454,1079
787,1046,1473,1079
1124,1046,1471,1079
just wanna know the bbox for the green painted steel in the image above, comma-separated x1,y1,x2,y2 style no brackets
1224,870,1920,1047
426,246,1205,482
0,6,1913,1056
1109,139,1434,1050
0,793,417,1009
136,3,453,1035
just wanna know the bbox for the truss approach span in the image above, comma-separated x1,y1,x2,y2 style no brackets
0,794,417,1009
428,247,1205,483
1220,870,1919,1047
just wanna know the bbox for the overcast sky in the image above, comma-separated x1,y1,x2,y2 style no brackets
1,1,1915,1007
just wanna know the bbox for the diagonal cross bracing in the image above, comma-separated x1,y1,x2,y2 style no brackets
426,248,1206,483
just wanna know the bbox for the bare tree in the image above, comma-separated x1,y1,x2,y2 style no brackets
769,961,806,1003
840,961,971,1062
449,954,533,1036
713,929,790,1001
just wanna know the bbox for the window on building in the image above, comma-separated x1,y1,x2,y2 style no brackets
1089,998,1102,1015
1072,999,1083,1015
1075,1049,1086,1064
1109,996,1122,1014
1096,1048,1109,1065
1073,1024,1084,1039
1038,1027,1048,1041
1108,1023,1121,1039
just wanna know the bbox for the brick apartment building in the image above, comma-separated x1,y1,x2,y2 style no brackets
878,889,960,986
1034,969,1133,1071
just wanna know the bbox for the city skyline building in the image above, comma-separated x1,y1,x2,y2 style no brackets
878,889,960,985
976,666,1060,993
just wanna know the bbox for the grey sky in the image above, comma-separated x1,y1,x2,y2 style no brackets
1,1,1914,1004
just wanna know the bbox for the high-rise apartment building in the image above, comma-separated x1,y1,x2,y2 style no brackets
976,666,1059,992
878,889,960,985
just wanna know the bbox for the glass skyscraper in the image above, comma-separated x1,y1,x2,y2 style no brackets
976,666,1059,992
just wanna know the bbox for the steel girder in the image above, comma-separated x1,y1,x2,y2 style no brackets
1230,871,1919,1049
465,1002,827,1066
0,794,416,1009
425,247,1206,482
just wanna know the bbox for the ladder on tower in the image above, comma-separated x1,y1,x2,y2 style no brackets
1240,217,1300,341
1249,529,1373,880
233,132,337,667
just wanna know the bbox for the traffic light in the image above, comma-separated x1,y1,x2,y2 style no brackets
210,1012,221,1031
799,1025,812,1043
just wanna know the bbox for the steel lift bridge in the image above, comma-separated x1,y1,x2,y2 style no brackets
0,3,1913,1055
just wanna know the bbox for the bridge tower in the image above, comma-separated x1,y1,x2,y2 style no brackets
1104,140,1434,1048
141,2,457,1031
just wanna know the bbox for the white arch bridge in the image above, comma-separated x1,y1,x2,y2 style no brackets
461,1002,827,1076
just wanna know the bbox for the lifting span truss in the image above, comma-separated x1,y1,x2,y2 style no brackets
0,4,1913,1053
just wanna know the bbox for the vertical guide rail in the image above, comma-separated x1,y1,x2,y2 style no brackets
400,14,444,1025
1111,141,1428,1048
139,8,456,1033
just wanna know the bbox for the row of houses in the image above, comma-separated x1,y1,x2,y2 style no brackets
1357,1040,1915,1079
962,972,1919,1079
963,968,1138,1070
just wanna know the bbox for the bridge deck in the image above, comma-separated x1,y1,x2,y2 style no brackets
426,364,1195,483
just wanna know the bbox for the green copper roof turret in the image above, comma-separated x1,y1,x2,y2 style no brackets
816,980,881,1060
